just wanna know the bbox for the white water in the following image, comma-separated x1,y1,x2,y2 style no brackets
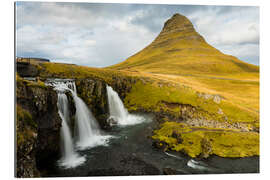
187,159,212,171
71,90,112,150
49,80,112,150
164,152,183,160
106,85,145,126
57,93,85,169
47,79,112,168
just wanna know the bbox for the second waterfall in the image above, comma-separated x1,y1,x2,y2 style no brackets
106,85,146,126
70,84,112,150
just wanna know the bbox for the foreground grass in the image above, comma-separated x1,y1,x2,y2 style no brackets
152,122,259,158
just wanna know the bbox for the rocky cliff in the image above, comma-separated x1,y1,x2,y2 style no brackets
74,75,137,129
16,76,61,177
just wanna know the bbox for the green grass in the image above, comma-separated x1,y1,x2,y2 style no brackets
16,105,37,147
39,62,131,83
152,122,259,158
124,80,258,126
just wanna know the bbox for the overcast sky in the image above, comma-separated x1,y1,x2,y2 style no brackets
16,2,259,67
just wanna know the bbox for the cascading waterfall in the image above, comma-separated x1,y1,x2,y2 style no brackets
47,79,112,153
57,93,85,168
106,85,145,126
70,87,112,150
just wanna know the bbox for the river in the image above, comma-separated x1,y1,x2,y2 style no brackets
43,113,259,177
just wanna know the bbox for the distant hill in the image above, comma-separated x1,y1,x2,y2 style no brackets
16,57,50,63
109,13,259,76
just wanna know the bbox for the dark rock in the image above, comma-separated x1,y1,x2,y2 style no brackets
107,116,118,126
16,80,61,177
87,156,160,176
75,78,109,129
163,167,178,175
16,106,40,178
16,62,39,77
152,140,168,151
172,131,183,144
75,76,137,129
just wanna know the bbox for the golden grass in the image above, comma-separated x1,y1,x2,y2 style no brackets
138,72,259,114
39,62,133,83
109,28,259,76
124,78,258,126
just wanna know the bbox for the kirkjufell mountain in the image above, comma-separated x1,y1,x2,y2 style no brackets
110,13,259,75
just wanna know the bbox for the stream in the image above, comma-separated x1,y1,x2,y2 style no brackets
44,113,259,177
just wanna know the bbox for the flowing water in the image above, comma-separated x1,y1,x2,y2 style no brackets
44,114,259,177
71,90,112,150
57,93,86,168
106,85,145,126
44,79,259,176
47,79,112,168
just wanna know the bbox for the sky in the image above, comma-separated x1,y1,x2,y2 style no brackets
16,2,260,67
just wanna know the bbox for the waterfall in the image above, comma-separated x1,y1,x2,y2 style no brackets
47,79,112,152
106,85,145,126
57,93,85,169
70,88,112,150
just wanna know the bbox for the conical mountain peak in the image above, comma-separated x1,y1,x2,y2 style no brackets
153,13,204,45
110,13,258,75
160,13,195,35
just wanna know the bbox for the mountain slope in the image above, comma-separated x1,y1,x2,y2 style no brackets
109,14,259,76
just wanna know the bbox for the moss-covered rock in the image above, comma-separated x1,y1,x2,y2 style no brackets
16,76,61,177
75,76,138,129
75,78,109,129
152,122,259,158
16,105,40,177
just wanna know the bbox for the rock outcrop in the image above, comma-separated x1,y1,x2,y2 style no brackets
74,76,137,129
75,78,109,129
16,78,61,177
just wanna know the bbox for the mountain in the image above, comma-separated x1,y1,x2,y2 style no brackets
109,13,259,76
